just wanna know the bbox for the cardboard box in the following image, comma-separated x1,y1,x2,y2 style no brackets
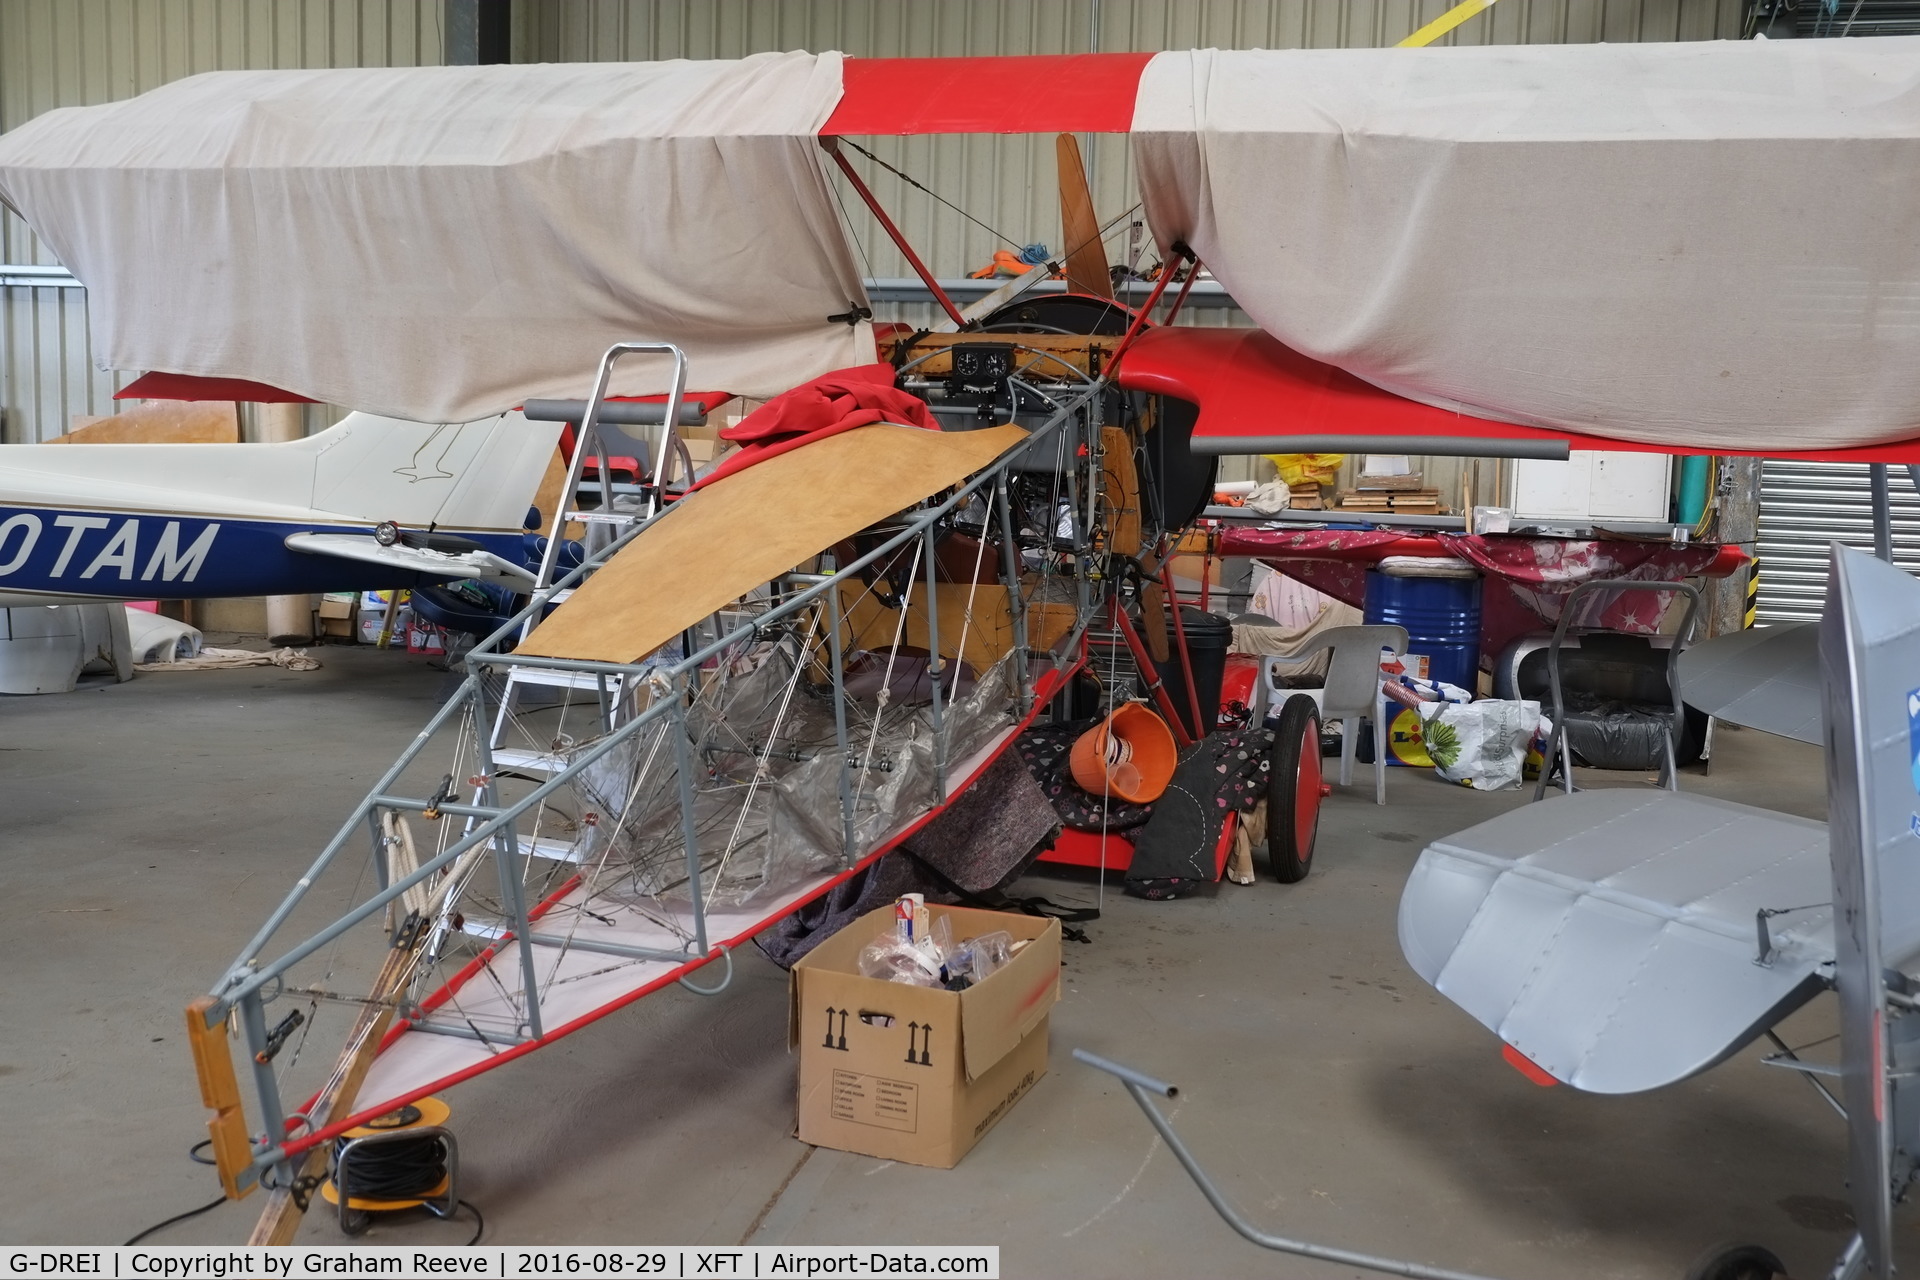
359,606,412,646
1382,652,1430,682
316,592,357,639
791,905,1060,1168
407,623,447,655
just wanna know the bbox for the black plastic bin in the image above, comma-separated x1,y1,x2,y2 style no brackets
1148,606,1233,739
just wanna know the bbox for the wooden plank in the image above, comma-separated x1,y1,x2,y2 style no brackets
185,996,254,1202
58,400,239,444
247,938,417,1246
1352,473,1426,492
1100,426,1141,558
519,424,1026,664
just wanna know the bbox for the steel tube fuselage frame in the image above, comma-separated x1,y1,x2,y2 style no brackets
201,372,1106,1181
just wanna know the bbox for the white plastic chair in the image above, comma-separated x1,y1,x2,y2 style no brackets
1252,623,1410,806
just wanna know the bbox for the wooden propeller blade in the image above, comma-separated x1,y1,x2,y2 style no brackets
1056,133,1113,300
1138,580,1172,666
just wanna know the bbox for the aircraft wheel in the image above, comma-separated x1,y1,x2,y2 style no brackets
1682,1242,1786,1280
1266,694,1323,884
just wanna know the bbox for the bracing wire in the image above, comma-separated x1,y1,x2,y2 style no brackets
713,609,822,886
946,487,998,703
837,138,1025,253
854,539,925,818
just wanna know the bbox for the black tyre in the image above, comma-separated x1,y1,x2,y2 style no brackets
1266,694,1324,884
1682,1242,1786,1280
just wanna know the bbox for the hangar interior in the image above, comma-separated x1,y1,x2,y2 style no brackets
4,4,1919,1280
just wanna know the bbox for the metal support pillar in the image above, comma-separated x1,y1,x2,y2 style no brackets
1706,456,1761,638
471,677,542,1041
923,521,948,801
239,990,291,1173
823,140,966,328
669,687,710,955
1871,463,1894,562
824,582,858,863
994,473,1033,714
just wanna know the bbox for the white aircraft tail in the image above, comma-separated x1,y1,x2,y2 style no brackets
303,410,560,532
3,410,561,532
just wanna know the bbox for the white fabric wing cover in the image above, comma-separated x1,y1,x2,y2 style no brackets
0,55,870,421
1134,41,1920,452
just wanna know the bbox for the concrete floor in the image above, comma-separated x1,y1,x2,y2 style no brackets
0,644,1907,1277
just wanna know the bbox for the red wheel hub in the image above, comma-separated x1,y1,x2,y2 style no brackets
1295,719,1323,855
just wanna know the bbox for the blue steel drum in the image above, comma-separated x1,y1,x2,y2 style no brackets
1363,566,1482,693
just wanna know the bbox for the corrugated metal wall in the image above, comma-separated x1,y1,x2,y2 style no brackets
0,0,445,442
1755,462,1920,622
0,0,1743,442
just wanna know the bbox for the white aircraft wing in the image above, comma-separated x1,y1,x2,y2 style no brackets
285,533,532,588
1400,789,1832,1094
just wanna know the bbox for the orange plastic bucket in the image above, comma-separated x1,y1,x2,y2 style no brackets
1070,702,1178,804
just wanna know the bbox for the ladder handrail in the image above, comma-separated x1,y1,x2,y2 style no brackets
527,343,689,634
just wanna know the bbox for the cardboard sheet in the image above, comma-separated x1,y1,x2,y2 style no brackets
519,424,1026,663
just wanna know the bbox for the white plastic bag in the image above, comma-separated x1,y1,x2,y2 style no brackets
1417,699,1542,791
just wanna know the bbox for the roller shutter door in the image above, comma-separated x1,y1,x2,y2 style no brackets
1755,461,1920,622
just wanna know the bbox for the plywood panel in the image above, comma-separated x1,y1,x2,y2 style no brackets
519,423,1026,663
58,398,238,443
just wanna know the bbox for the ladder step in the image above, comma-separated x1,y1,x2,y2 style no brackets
518,835,582,862
505,668,622,693
491,746,567,774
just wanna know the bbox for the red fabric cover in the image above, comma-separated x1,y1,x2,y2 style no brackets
721,363,934,443
115,371,314,403
694,364,937,490
1219,527,1730,659
1119,325,1920,464
823,54,1154,136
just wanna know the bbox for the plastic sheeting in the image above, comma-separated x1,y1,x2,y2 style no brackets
0,55,870,421
1134,41,1920,453
565,647,1017,912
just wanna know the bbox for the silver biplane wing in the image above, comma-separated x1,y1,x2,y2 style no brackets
1677,620,1823,745
1398,789,1833,1094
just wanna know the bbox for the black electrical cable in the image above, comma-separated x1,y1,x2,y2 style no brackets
334,1133,484,1244
457,1199,485,1246
124,1194,228,1246
132,1127,482,1245
333,1132,449,1200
